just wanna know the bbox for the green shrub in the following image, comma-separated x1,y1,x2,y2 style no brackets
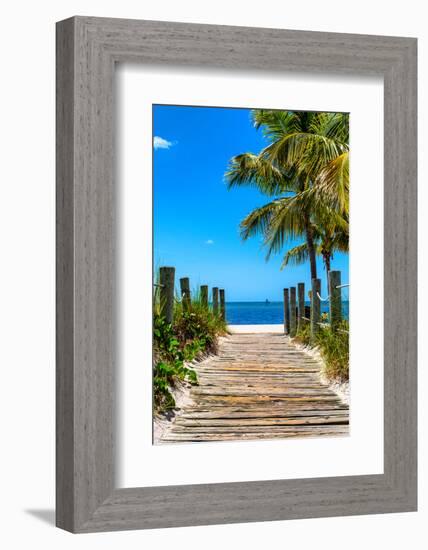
153,315,199,412
291,319,349,382
153,285,227,414
294,321,311,345
173,304,225,355
315,321,349,381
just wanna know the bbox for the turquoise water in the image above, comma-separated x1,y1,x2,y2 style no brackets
225,301,349,325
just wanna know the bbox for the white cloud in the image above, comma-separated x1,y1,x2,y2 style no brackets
153,136,175,150
205,239,214,245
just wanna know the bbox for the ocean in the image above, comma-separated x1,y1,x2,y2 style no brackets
225,301,349,325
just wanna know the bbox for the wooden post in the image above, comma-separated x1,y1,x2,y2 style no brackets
329,270,342,331
297,282,305,331
179,277,191,310
283,288,290,334
200,285,208,309
212,287,219,315
219,289,226,321
311,278,321,340
289,287,297,337
159,266,175,324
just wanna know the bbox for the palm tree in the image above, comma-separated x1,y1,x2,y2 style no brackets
226,153,319,280
282,221,348,274
314,151,349,216
253,110,349,184
225,109,349,280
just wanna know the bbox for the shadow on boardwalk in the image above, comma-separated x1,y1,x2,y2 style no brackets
160,332,349,443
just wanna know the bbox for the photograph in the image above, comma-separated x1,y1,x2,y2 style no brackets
152,105,350,444
0,1,418,541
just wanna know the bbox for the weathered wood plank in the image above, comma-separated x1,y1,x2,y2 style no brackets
180,277,191,310
175,417,349,427
212,287,219,315
329,270,342,330
200,285,208,308
159,267,175,324
181,410,348,419
160,332,348,443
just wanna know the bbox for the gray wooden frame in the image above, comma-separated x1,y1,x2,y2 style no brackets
56,16,417,533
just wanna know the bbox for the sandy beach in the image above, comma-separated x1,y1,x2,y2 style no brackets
228,324,285,334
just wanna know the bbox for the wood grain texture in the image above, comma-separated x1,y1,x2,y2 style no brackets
289,287,297,337
212,286,219,315
56,16,417,532
56,17,75,532
297,282,305,331
283,288,290,334
311,278,321,339
160,333,349,443
200,285,208,308
159,267,175,324
329,271,342,329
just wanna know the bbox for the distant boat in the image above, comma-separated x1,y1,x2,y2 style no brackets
265,299,270,304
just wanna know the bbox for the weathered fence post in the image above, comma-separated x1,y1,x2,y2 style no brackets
297,282,305,331
311,278,321,340
219,289,226,320
179,277,191,310
283,288,290,334
159,266,175,324
212,287,219,315
200,285,208,309
329,270,342,331
289,287,297,337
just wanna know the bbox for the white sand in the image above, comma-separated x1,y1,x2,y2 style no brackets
153,379,195,444
228,324,284,334
153,352,216,445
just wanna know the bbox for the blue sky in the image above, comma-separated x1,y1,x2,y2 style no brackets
153,105,349,302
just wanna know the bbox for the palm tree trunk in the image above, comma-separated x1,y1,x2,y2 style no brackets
304,217,317,280
324,254,331,294
324,255,331,274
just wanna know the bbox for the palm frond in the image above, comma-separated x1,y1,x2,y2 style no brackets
280,243,310,269
263,195,310,257
226,108,350,275
308,112,349,146
262,132,346,181
314,151,349,214
239,199,282,241
251,109,300,141
225,153,296,195
331,227,349,252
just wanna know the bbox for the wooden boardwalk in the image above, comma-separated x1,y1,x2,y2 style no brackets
161,333,349,443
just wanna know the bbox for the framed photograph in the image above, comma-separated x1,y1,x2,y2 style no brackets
56,16,417,533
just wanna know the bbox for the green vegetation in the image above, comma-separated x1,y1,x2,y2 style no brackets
294,320,349,382
153,287,227,413
225,110,349,280
316,321,349,381
294,322,311,346
225,109,350,383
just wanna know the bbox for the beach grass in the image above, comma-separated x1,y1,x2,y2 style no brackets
315,321,349,381
294,320,349,382
153,278,227,413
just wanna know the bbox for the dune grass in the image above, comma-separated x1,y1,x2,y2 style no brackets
153,282,227,413
294,319,349,382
